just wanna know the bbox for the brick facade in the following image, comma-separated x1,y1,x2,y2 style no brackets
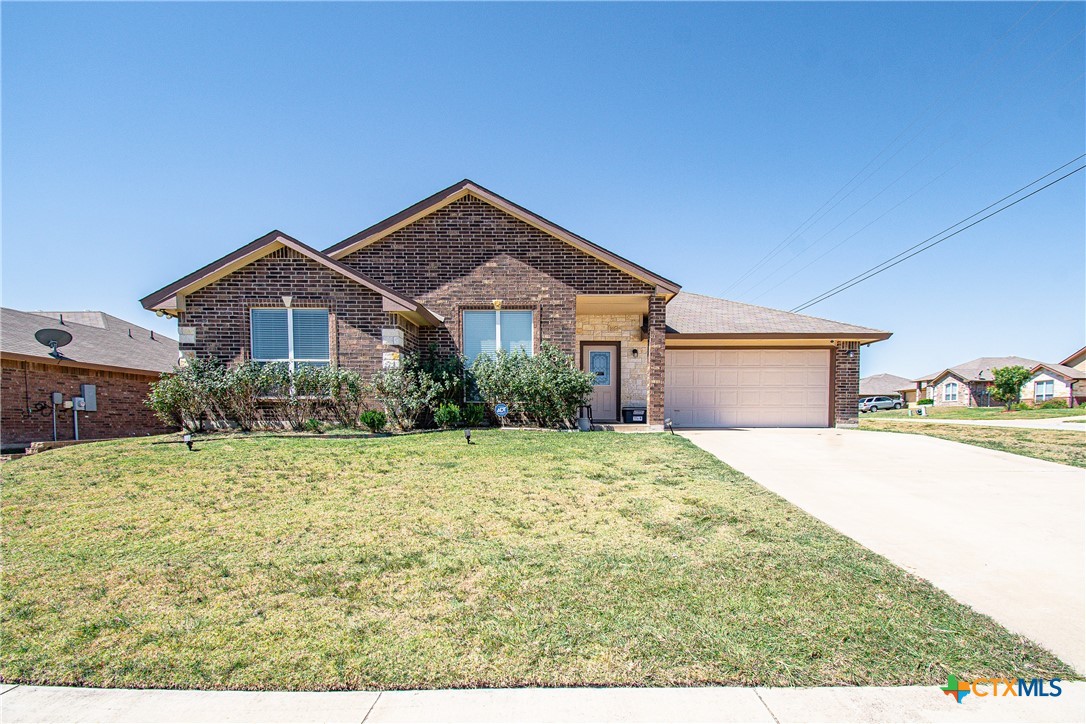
1,359,171,448
339,195,656,359
833,342,860,428
178,247,390,369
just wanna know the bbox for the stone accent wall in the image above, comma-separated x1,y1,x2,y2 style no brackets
339,194,656,360
833,342,860,427
575,313,648,409
1,359,171,447
178,247,387,371
647,294,667,425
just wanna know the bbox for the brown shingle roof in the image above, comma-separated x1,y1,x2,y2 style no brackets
1,308,178,374
1032,362,1086,381
665,292,891,340
859,373,914,396
916,356,1042,383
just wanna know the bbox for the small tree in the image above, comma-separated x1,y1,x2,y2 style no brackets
989,365,1032,410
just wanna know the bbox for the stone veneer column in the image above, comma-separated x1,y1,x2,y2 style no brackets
834,341,860,428
647,294,667,425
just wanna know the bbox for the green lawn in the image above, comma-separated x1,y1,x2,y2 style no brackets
864,406,1085,420
860,419,1086,468
1,431,1073,690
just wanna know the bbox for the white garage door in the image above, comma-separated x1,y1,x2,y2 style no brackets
665,349,830,428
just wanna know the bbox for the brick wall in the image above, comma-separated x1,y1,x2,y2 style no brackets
179,247,387,370
646,294,667,425
833,342,860,427
1,359,171,447
339,195,656,360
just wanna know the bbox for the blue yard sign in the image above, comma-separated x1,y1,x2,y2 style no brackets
494,403,509,418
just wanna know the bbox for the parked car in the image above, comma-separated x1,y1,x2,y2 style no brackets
859,396,903,412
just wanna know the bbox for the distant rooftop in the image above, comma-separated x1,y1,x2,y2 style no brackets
0,308,178,374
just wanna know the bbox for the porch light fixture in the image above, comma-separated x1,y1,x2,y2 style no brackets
631,349,639,358
492,299,502,310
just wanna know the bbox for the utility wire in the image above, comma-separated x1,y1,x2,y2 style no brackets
747,66,1086,304
720,1,1053,296
789,157,1086,313
733,6,1079,299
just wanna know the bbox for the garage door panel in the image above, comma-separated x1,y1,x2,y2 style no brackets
665,348,830,428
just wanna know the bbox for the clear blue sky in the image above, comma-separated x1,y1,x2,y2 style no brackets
3,2,1083,377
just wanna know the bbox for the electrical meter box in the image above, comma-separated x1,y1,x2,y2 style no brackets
80,384,97,412
73,397,86,411
51,392,64,405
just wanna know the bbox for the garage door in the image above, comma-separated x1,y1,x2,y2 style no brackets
665,349,830,428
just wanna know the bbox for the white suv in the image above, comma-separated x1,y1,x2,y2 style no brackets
859,396,903,413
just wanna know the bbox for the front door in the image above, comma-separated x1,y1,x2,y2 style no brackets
584,343,619,422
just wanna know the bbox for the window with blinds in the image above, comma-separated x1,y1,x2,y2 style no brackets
463,310,533,364
250,308,330,370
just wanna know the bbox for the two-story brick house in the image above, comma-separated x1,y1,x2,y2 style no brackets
141,180,890,428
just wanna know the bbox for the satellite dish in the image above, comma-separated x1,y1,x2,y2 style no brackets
35,328,73,359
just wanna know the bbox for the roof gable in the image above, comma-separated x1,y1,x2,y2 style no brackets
323,180,681,293
141,231,441,324
916,356,1041,383
1060,345,1086,368
1031,362,1086,381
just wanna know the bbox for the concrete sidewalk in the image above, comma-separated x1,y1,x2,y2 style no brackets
2,683,1083,723
875,415,1086,430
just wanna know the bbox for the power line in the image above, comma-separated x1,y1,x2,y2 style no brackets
747,66,1086,304
719,0,1056,296
734,10,1082,300
789,156,1086,313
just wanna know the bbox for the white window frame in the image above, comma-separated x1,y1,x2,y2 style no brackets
944,381,959,402
250,307,330,371
1035,379,1054,402
462,309,534,363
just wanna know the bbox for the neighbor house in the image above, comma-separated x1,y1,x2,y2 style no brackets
0,308,178,450
912,356,1041,407
858,373,912,403
1020,362,1085,407
1059,345,1086,373
141,180,890,428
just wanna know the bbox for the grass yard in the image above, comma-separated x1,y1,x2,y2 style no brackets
1,431,1073,690
861,419,1086,468
864,406,1085,420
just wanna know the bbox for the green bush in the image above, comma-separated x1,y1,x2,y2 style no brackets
433,402,462,428
1038,399,1068,409
368,353,460,431
470,343,594,428
462,404,485,427
327,368,368,428
146,357,223,432
301,418,324,433
359,409,387,434
917,398,934,406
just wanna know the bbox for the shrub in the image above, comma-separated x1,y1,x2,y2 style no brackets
990,365,1032,411
146,357,224,432
1014,401,1033,410
470,343,594,428
327,368,368,428
359,409,387,434
301,417,324,433
1038,399,1068,409
917,398,934,406
434,402,462,429
462,404,485,427
368,353,459,431
216,361,266,431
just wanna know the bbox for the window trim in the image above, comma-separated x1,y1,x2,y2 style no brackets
250,307,331,371
462,308,535,364
944,381,959,402
1035,379,1055,402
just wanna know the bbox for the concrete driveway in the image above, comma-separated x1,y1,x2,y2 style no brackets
682,428,1086,673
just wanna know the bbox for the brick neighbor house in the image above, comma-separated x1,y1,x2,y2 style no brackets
140,180,891,428
909,354,1084,408
1,308,178,450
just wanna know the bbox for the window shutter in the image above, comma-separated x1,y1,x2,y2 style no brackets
500,311,533,355
292,309,330,360
463,311,497,363
251,309,288,360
